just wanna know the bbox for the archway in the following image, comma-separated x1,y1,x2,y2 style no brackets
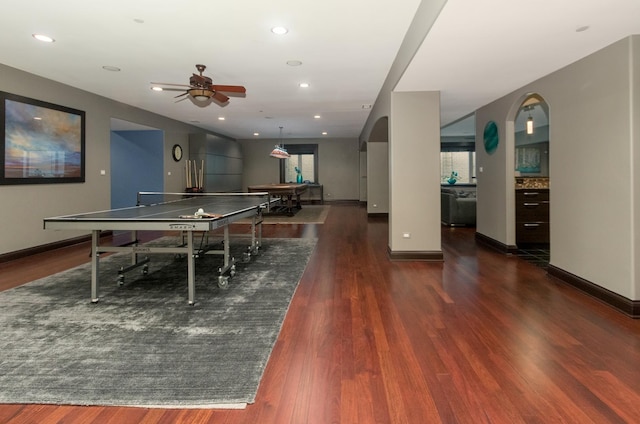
513,94,550,266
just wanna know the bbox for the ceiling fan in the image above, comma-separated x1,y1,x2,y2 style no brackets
151,64,246,105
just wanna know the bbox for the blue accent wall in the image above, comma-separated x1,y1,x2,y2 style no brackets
110,130,164,209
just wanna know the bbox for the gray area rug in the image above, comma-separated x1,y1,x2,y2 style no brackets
0,237,316,408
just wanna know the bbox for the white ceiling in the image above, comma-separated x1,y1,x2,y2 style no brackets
1,0,639,140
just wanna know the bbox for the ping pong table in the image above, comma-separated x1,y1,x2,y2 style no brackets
43,192,274,305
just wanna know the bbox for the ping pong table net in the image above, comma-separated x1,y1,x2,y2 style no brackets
136,191,270,207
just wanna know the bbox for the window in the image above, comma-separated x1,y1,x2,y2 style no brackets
280,144,318,183
441,142,475,184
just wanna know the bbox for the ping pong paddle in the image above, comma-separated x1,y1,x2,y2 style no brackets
178,212,223,219
197,212,223,218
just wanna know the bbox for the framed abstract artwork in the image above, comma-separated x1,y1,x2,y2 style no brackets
515,146,542,173
0,91,85,185
483,120,499,154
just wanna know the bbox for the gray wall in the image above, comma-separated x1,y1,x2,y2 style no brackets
365,117,390,214
0,64,216,255
389,91,441,252
189,134,243,192
366,142,389,211
238,137,360,201
360,0,447,253
475,35,640,299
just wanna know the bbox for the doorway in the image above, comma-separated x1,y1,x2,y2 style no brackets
110,119,164,209
513,94,550,267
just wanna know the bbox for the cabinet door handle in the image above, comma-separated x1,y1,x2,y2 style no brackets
523,192,540,196
523,223,540,227
523,202,539,207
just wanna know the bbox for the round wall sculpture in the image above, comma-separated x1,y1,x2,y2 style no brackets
483,120,499,154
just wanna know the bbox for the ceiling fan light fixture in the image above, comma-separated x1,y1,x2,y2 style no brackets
154,65,245,107
188,88,214,101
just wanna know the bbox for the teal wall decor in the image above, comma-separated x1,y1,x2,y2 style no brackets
483,121,499,154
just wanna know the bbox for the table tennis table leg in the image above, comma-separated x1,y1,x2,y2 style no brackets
251,215,257,251
91,230,100,303
251,212,262,252
223,225,230,270
186,230,196,305
130,230,138,266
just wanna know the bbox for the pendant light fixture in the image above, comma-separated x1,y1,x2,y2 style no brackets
270,126,290,159
525,105,534,135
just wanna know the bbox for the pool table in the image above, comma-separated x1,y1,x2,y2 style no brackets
247,183,308,216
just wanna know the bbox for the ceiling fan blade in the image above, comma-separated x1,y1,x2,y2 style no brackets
151,82,191,88
212,91,229,103
161,88,188,92
212,85,246,94
173,92,189,98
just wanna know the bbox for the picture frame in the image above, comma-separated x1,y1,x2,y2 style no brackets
515,145,541,173
0,91,85,185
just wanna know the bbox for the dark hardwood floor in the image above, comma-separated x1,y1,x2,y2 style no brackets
2,203,640,423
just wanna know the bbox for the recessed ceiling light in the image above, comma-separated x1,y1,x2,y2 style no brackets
102,65,121,72
286,60,302,66
218,117,225,121
33,117,42,121
254,132,260,136
299,83,310,88
322,132,328,135
314,115,321,119
151,86,163,92
271,26,288,35
32,34,54,43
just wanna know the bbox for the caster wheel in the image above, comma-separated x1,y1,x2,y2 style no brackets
218,276,229,289
117,275,124,286
142,265,148,275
